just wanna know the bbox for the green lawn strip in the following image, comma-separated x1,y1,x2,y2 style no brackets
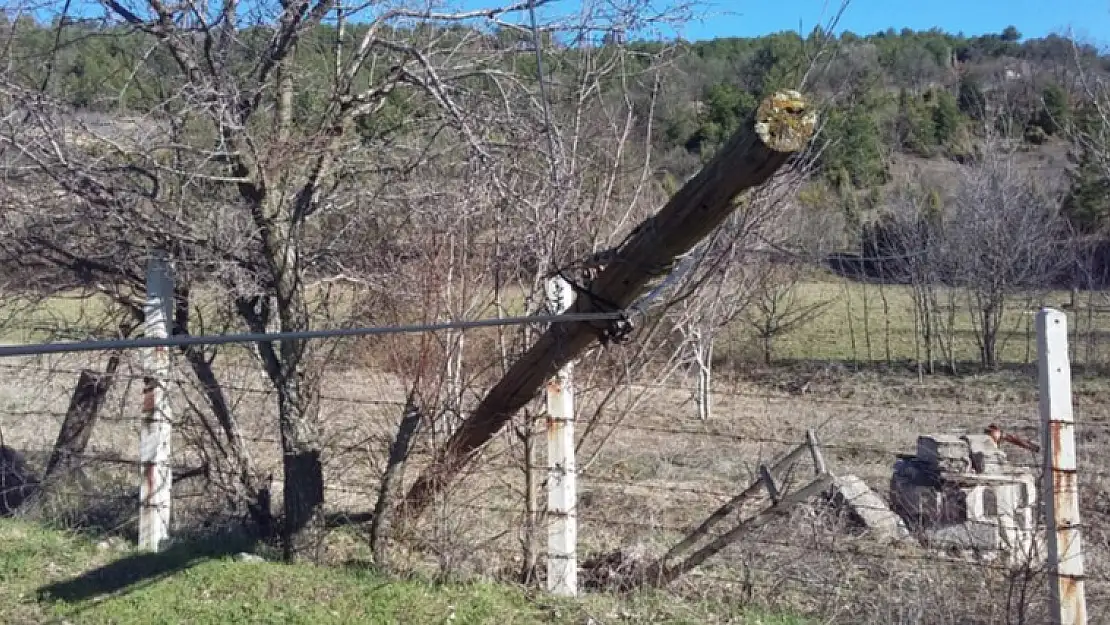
0,519,811,624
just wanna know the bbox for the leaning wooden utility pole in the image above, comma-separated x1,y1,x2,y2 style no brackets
401,90,817,520
1037,308,1088,625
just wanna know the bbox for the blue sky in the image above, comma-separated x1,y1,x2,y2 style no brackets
30,0,1110,49
477,0,1110,47
672,0,1110,45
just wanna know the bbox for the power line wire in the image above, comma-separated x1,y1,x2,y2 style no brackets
0,310,629,358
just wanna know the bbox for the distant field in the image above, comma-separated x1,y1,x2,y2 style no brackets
5,278,1109,373
720,278,1110,368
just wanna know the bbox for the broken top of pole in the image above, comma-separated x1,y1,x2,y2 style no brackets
754,90,818,153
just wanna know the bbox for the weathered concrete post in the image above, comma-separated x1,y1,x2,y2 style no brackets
139,251,174,551
1038,307,1087,625
544,275,577,597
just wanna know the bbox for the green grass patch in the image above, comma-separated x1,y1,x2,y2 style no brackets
9,277,1110,372
0,519,810,624
723,278,1110,368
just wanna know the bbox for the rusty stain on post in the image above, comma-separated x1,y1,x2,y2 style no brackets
1037,308,1088,625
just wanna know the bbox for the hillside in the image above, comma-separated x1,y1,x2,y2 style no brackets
3,20,1105,236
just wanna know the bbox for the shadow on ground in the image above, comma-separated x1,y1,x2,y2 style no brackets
35,509,378,606
36,527,258,604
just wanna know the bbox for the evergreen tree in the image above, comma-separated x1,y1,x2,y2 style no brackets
821,102,889,188
1035,83,1069,135
931,89,962,146
957,75,987,120
897,90,937,156
1063,147,1110,233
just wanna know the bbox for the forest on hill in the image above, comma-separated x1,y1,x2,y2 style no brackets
3,21,1104,181
5,17,1110,244
4,14,1110,368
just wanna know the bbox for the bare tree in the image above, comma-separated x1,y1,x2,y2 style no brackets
0,0,699,560
875,177,957,374
741,259,831,366
942,143,1070,370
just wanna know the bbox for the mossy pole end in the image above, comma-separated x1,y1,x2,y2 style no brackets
754,90,817,154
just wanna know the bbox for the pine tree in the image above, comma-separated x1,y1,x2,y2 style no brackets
931,89,962,147
957,75,987,120
1035,83,1069,136
1063,146,1110,233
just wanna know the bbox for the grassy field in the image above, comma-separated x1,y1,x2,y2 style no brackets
720,277,1110,368
8,276,1109,371
0,519,807,625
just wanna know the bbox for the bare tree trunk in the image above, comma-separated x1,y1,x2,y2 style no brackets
918,286,935,374
1086,290,1096,364
861,281,873,361
695,338,713,420
912,291,924,381
370,395,422,568
42,356,119,482
400,91,817,522
444,330,465,438
237,287,324,562
973,292,1004,370
843,282,857,365
1024,305,1034,365
879,278,892,365
278,387,324,561
519,415,539,583
174,288,273,535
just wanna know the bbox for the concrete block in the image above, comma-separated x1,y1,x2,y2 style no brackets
831,474,909,540
965,485,991,521
940,483,972,523
892,431,1043,562
1014,474,1037,508
925,520,1001,551
917,435,971,473
962,434,1006,474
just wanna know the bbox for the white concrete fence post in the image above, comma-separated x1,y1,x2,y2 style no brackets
544,275,577,597
1037,307,1087,625
139,251,175,551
